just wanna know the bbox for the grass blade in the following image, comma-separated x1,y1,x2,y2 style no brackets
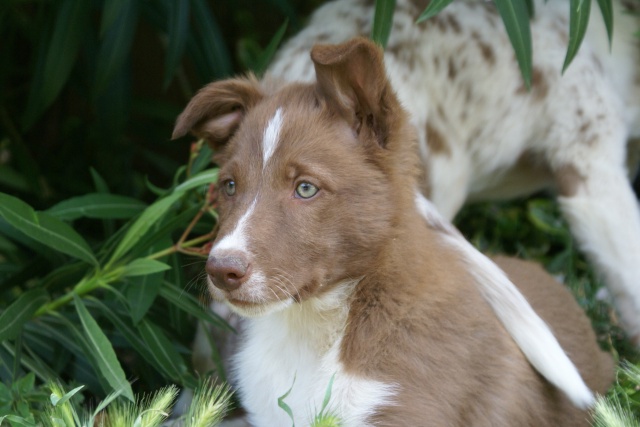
494,0,532,89
74,294,134,401
277,374,296,427
563,0,592,72
371,0,396,48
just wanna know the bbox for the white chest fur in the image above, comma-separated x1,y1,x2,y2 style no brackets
232,284,396,427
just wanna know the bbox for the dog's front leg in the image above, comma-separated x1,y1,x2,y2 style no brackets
555,156,640,345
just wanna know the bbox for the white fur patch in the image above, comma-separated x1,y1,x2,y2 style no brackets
211,198,257,254
234,282,397,427
414,192,595,409
262,108,284,169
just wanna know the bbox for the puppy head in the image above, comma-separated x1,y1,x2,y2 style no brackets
174,37,418,317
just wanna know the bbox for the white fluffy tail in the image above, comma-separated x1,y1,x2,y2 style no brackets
414,192,595,409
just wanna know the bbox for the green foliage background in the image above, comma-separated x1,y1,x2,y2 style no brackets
0,0,638,425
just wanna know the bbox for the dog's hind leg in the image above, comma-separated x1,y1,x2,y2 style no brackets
555,153,640,345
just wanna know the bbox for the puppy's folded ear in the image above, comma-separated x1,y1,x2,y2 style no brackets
172,75,263,150
311,37,399,148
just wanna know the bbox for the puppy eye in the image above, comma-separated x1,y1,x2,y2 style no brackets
222,180,236,196
295,182,319,199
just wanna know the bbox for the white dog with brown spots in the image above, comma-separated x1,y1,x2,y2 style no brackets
265,0,640,344
174,36,613,426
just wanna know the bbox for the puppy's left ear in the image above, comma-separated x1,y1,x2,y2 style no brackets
311,37,400,148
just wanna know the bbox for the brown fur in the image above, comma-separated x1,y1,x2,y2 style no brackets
174,38,613,426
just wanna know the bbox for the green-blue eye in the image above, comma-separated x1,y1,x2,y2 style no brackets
223,180,236,196
295,182,319,199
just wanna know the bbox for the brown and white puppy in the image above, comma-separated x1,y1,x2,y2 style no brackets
173,38,613,427
268,0,640,345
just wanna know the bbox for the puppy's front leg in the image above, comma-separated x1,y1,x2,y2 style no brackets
556,157,640,345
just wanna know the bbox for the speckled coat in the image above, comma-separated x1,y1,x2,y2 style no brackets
268,0,640,342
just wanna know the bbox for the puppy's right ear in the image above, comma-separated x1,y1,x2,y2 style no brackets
172,75,263,150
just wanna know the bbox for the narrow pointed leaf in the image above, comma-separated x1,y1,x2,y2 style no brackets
137,320,187,382
110,191,183,262
254,19,289,76
23,0,90,127
94,0,138,95
123,259,171,277
50,385,84,407
191,0,232,79
74,295,134,401
86,298,156,363
495,0,532,88
159,283,233,331
90,168,111,193
416,0,454,23
372,0,396,47
100,0,129,36
0,290,48,342
163,0,190,88
595,0,613,47
174,168,218,193
126,271,164,324
47,193,147,221
0,193,98,265
563,0,592,72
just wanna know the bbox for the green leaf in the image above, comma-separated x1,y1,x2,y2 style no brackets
100,0,129,37
50,385,84,407
0,289,48,342
90,168,111,194
163,0,190,88
0,193,98,265
94,0,138,95
277,374,296,427
254,19,289,76
371,0,396,47
159,282,233,331
74,295,134,401
86,298,156,363
191,0,233,79
494,0,532,89
0,415,37,427
23,0,90,128
0,166,29,193
174,169,218,194
563,0,592,72
126,275,164,325
109,191,183,263
137,320,187,382
595,0,613,48
47,193,147,221
416,0,454,23
123,259,171,277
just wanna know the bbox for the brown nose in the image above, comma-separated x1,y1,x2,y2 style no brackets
206,252,250,291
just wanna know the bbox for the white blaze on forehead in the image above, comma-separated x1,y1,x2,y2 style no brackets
210,198,257,255
262,108,284,169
